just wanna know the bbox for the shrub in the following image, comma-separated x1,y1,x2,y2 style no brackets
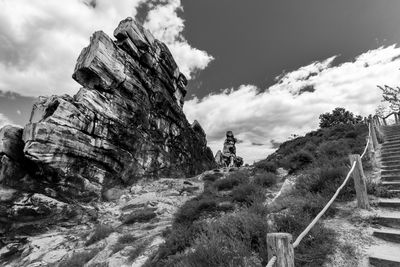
212,171,249,191
156,221,204,261
296,166,348,195
203,172,223,182
284,150,314,173
174,197,218,224
128,239,151,262
253,171,278,187
273,209,337,267
275,192,336,219
162,211,269,266
122,208,157,224
118,234,138,244
254,160,277,173
85,224,114,246
317,140,349,159
232,184,259,204
59,248,101,267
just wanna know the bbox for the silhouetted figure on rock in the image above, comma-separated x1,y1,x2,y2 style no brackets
215,131,243,167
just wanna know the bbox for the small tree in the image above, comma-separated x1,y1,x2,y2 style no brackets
319,107,362,128
378,85,400,112
375,104,388,118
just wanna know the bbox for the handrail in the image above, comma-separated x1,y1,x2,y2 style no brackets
265,122,372,266
265,256,277,267
292,122,370,249
380,111,398,120
292,161,356,248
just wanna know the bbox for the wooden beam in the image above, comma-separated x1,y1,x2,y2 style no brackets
349,154,370,209
267,233,294,267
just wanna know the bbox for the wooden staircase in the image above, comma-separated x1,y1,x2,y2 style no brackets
369,125,400,266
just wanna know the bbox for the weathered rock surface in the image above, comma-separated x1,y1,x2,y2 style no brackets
0,17,215,242
1,17,214,203
0,173,211,267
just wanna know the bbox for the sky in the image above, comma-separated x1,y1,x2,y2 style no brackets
1,1,400,163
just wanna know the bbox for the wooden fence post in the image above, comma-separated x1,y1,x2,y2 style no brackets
267,233,294,267
349,154,370,209
370,122,379,150
366,136,377,168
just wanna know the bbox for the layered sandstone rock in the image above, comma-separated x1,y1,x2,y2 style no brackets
17,17,215,201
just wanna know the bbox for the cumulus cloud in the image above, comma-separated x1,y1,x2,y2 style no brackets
143,0,214,78
0,0,212,97
0,114,12,128
184,45,400,163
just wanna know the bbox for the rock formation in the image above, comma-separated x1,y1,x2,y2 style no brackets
215,131,243,167
0,17,215,234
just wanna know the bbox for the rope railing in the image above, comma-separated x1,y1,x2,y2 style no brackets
266,121,374,266
265,256,277,267
292,161,356,248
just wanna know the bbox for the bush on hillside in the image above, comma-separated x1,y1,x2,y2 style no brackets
317,140,350,159
203,172,223,182
212,170,249,191
253,171,278,187
59,248,102,267
85,224,114,246
283,150,314,173
254,160,278,173
232,183,260,204
161,211,269,267
295,166,353,200
319,107,362,128
122,208,157,224
174,196,219,224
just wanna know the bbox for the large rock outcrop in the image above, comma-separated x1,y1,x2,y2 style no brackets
1,17,215,204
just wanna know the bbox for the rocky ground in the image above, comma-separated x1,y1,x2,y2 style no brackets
0,170,218,267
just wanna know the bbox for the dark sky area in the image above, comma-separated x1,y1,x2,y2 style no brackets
182,0,400,97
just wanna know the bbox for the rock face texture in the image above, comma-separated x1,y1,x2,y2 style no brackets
0,17,215,235
19,17,215,201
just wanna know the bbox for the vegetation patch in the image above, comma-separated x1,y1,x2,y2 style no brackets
59,248,101,267
128,239,151,262
148,109,368,267
122,208,157,224
253,171,278,187
202,172,223,182
85,224,114,246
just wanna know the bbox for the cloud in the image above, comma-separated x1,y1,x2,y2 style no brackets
0,114,13,129
184,45,400,163
0,0,212,97
143,0,214,78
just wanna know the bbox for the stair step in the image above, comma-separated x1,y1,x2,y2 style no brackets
382,165,400,171
381,147,400,154
382,156,400,163
383,140,400,146
385,135,400,140
382,176,400,182
378,198,400,209
382,170,400,176
375,210,400,229
382,142,400,148
369,243,400,267
382,182,400,189
381,151,400,157
373,228,400,243
381,161,400,167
